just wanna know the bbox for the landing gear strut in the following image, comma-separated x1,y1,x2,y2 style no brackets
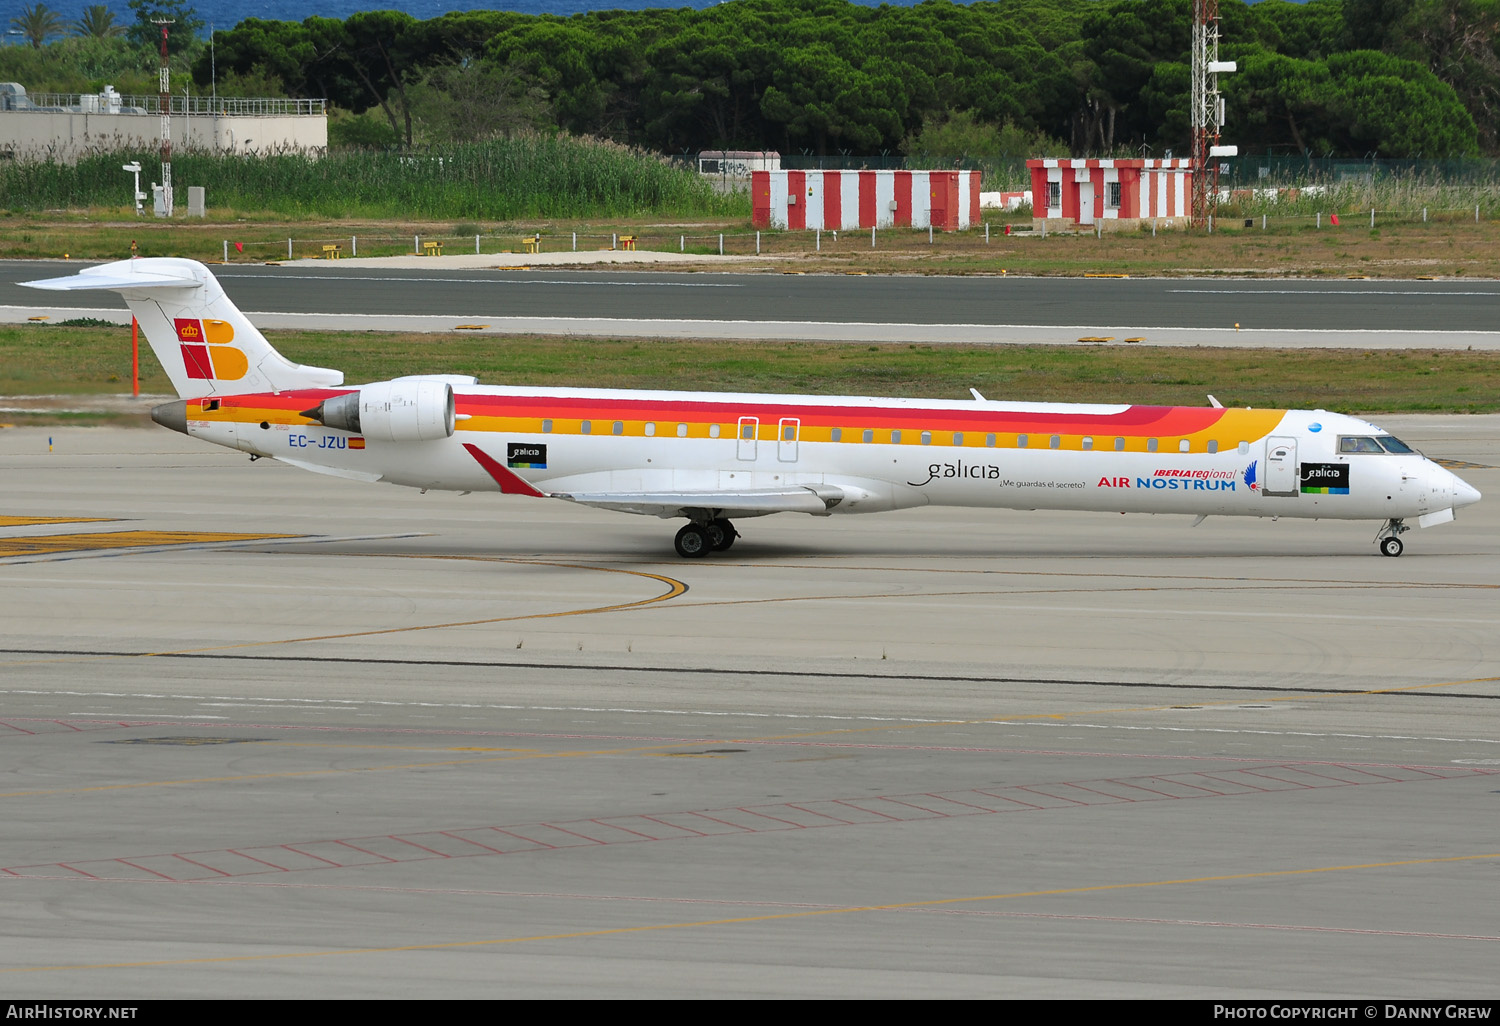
674,518,737,558
1375,518,1408,557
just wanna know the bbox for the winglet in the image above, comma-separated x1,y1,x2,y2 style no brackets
1208,394,1223,408
462,443,546,497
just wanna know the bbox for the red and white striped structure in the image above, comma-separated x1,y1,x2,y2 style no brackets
752,170,981,231
1027,158,1193,224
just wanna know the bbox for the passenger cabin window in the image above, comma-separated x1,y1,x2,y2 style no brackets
1339,436,1385,454
1378,436,1416,454
863,429,874,443
831,428,842,442
921,431,932,445
644,423,656,437
1207,440,1219,454
1049,435,1061,449
542,419,553,433
985,433,996,447
891,430,902,444
709,424,721,438
1081,436,1094,450
676,423,687,437
1017,434,1028,448
1179,439,1191,453
581,420,592,434
1147,438,1158,452
953,432,964,446
1238,441,1249,455
612,421,624,435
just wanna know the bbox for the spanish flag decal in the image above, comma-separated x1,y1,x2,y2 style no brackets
348,437,366,450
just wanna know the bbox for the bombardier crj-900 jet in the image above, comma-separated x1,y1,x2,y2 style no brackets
23,259,1482,558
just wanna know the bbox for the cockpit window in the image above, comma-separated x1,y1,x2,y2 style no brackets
1377,436,1417,454
1339,436,1385,453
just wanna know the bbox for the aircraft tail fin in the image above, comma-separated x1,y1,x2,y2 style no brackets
21,258,343,399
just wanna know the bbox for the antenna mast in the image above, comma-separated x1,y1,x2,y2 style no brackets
1190,0,1235,228
153,17,175,217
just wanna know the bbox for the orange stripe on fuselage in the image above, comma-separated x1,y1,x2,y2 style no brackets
190,390,1289,450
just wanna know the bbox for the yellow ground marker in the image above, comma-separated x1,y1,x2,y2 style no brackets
0,530,298,558
0,516,116,528
454,324,490,330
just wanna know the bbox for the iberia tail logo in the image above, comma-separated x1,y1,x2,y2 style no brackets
174,317,248,381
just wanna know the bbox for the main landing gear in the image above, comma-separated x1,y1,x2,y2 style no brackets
674,518,738,558
1375,518,1408,557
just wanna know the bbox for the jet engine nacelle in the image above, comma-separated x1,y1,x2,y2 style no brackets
306,378,455,442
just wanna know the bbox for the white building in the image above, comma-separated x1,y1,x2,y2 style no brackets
0,83,327,162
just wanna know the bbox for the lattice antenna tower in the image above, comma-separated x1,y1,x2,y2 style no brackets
153,17,174,217
1190,0,1236,228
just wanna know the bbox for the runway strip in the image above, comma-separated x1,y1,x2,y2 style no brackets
5,303,1499,348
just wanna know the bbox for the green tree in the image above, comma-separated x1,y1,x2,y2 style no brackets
11,3,65,48
904,109,1063,159
408,60,551,144
74,4,124,39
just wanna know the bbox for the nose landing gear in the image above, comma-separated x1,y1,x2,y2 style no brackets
674,518,739,558
1375,518,1408,557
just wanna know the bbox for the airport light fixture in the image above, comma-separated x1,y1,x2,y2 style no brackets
122,162,144,216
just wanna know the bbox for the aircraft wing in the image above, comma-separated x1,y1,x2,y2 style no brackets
554,485,843,519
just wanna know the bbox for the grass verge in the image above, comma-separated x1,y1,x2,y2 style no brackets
3,323,1497,415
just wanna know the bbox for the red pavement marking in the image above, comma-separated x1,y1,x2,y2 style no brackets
225,848,289,872
392,836,452,857
17,763,1497,886
641,814,707,837
785,803,856,824
335,840,396,862
281,845,343,867
588,819,657,841
115,859,176,881
171,854,230,877
834,798,903,820
438,831,507,854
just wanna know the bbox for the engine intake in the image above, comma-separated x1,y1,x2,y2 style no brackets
302,379,455,442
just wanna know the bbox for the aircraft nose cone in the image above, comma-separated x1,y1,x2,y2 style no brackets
1452,477,1482,508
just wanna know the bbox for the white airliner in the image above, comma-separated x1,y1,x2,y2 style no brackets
23,258,1481,557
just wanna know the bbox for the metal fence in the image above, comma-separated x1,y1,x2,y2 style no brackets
18,93,325,117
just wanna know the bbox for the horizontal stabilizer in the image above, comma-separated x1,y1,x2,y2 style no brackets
17,258,342,399
557,486,841,519
21,267,203,292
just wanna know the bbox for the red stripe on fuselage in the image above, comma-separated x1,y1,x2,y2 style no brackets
456,395,1230,436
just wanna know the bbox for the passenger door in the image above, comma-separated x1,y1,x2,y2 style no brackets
737,416,758,461
1264,436,1298,496
777,418,799,463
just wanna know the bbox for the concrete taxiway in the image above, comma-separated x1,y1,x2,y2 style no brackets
1,419,1497,997
5,260,1500,348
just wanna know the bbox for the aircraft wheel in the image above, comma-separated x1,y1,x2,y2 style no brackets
674,523,712,558
1379,536,1404,557
706,518,737,551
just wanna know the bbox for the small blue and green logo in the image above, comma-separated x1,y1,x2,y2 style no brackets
507,442,547,469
